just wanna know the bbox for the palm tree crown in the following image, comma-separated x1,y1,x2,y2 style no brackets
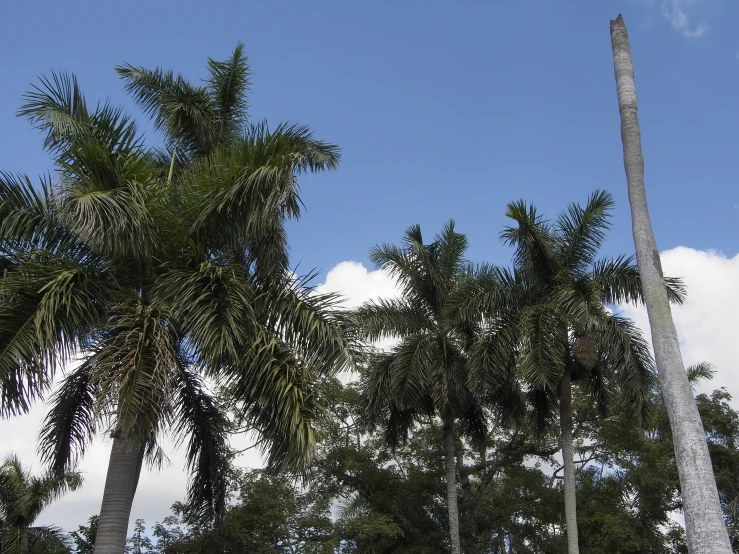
460,190,685,554
0,453,81,554
0,46,351,545
354,221,521,554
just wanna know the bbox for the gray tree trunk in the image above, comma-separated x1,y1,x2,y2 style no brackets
560,368,579,554
93,436,145,554
610,14,732,554
443,417,462,554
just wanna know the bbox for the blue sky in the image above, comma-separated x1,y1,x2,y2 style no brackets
2,0,737,277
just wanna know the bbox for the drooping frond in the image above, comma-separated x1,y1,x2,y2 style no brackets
0,251,109,417
517,305,567,391
172,362,230,525
91,299,178,439
467,312,520,395
38,361,98,474
0,172,72,254
387,333,437,412
153,261,259,373
254,273,356,374
224,334,324,475
598,314,656,422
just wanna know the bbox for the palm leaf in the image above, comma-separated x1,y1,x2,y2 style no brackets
206,43,251,146
172,362,230,525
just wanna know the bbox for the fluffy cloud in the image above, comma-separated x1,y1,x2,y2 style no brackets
619,247,739,406
660,0,709,38
315,260,400,308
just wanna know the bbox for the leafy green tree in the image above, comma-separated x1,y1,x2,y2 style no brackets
125,520,154,554
353,222,519,554
1,49,350,554
461,191,684,554
0,454,80,554
68,516,98,554
157,471,336,554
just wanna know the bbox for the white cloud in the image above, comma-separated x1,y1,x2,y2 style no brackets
619,247,739,406
660,0,709,38
315,261,400,309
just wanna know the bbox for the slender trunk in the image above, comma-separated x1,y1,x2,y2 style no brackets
560,369,579,554
499,530,507,554
93,436,145,554
443,417,462,554
610,15,732,553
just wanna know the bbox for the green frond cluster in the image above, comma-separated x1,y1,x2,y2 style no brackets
1,46,349,527
0,453,81,554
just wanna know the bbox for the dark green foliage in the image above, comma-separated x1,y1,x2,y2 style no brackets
68,516,97,554
0,454,80,554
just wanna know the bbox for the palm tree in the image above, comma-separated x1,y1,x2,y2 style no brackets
353,222,522,554
609,15,732,553
115,43,250,173
460,191,684,554
1,62,351,554
0,453,81,554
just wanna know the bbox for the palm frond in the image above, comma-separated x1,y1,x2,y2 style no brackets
598,314,656,422
38,361,98,474
91,300,178,439
517,305,567,391
592,255,686,306
254,272,357,373
687,362,715,388
501,199,557,280
17,71,90,153
352,297,431,343
206,43,251,146
172,362,230,525
0,252,109,417
224,333,324,475
555,189,614,271
117,63,215,157
0,173,72,254
153,261,258,373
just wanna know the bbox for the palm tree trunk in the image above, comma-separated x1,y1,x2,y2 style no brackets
610,14,731,554
560,368,579,554
443,417,462,554
93,436,145,554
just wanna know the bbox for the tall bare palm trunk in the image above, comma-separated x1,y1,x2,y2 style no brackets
443,417,462,554
560,368,579,554
610,14,731,553
93,436,145,554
